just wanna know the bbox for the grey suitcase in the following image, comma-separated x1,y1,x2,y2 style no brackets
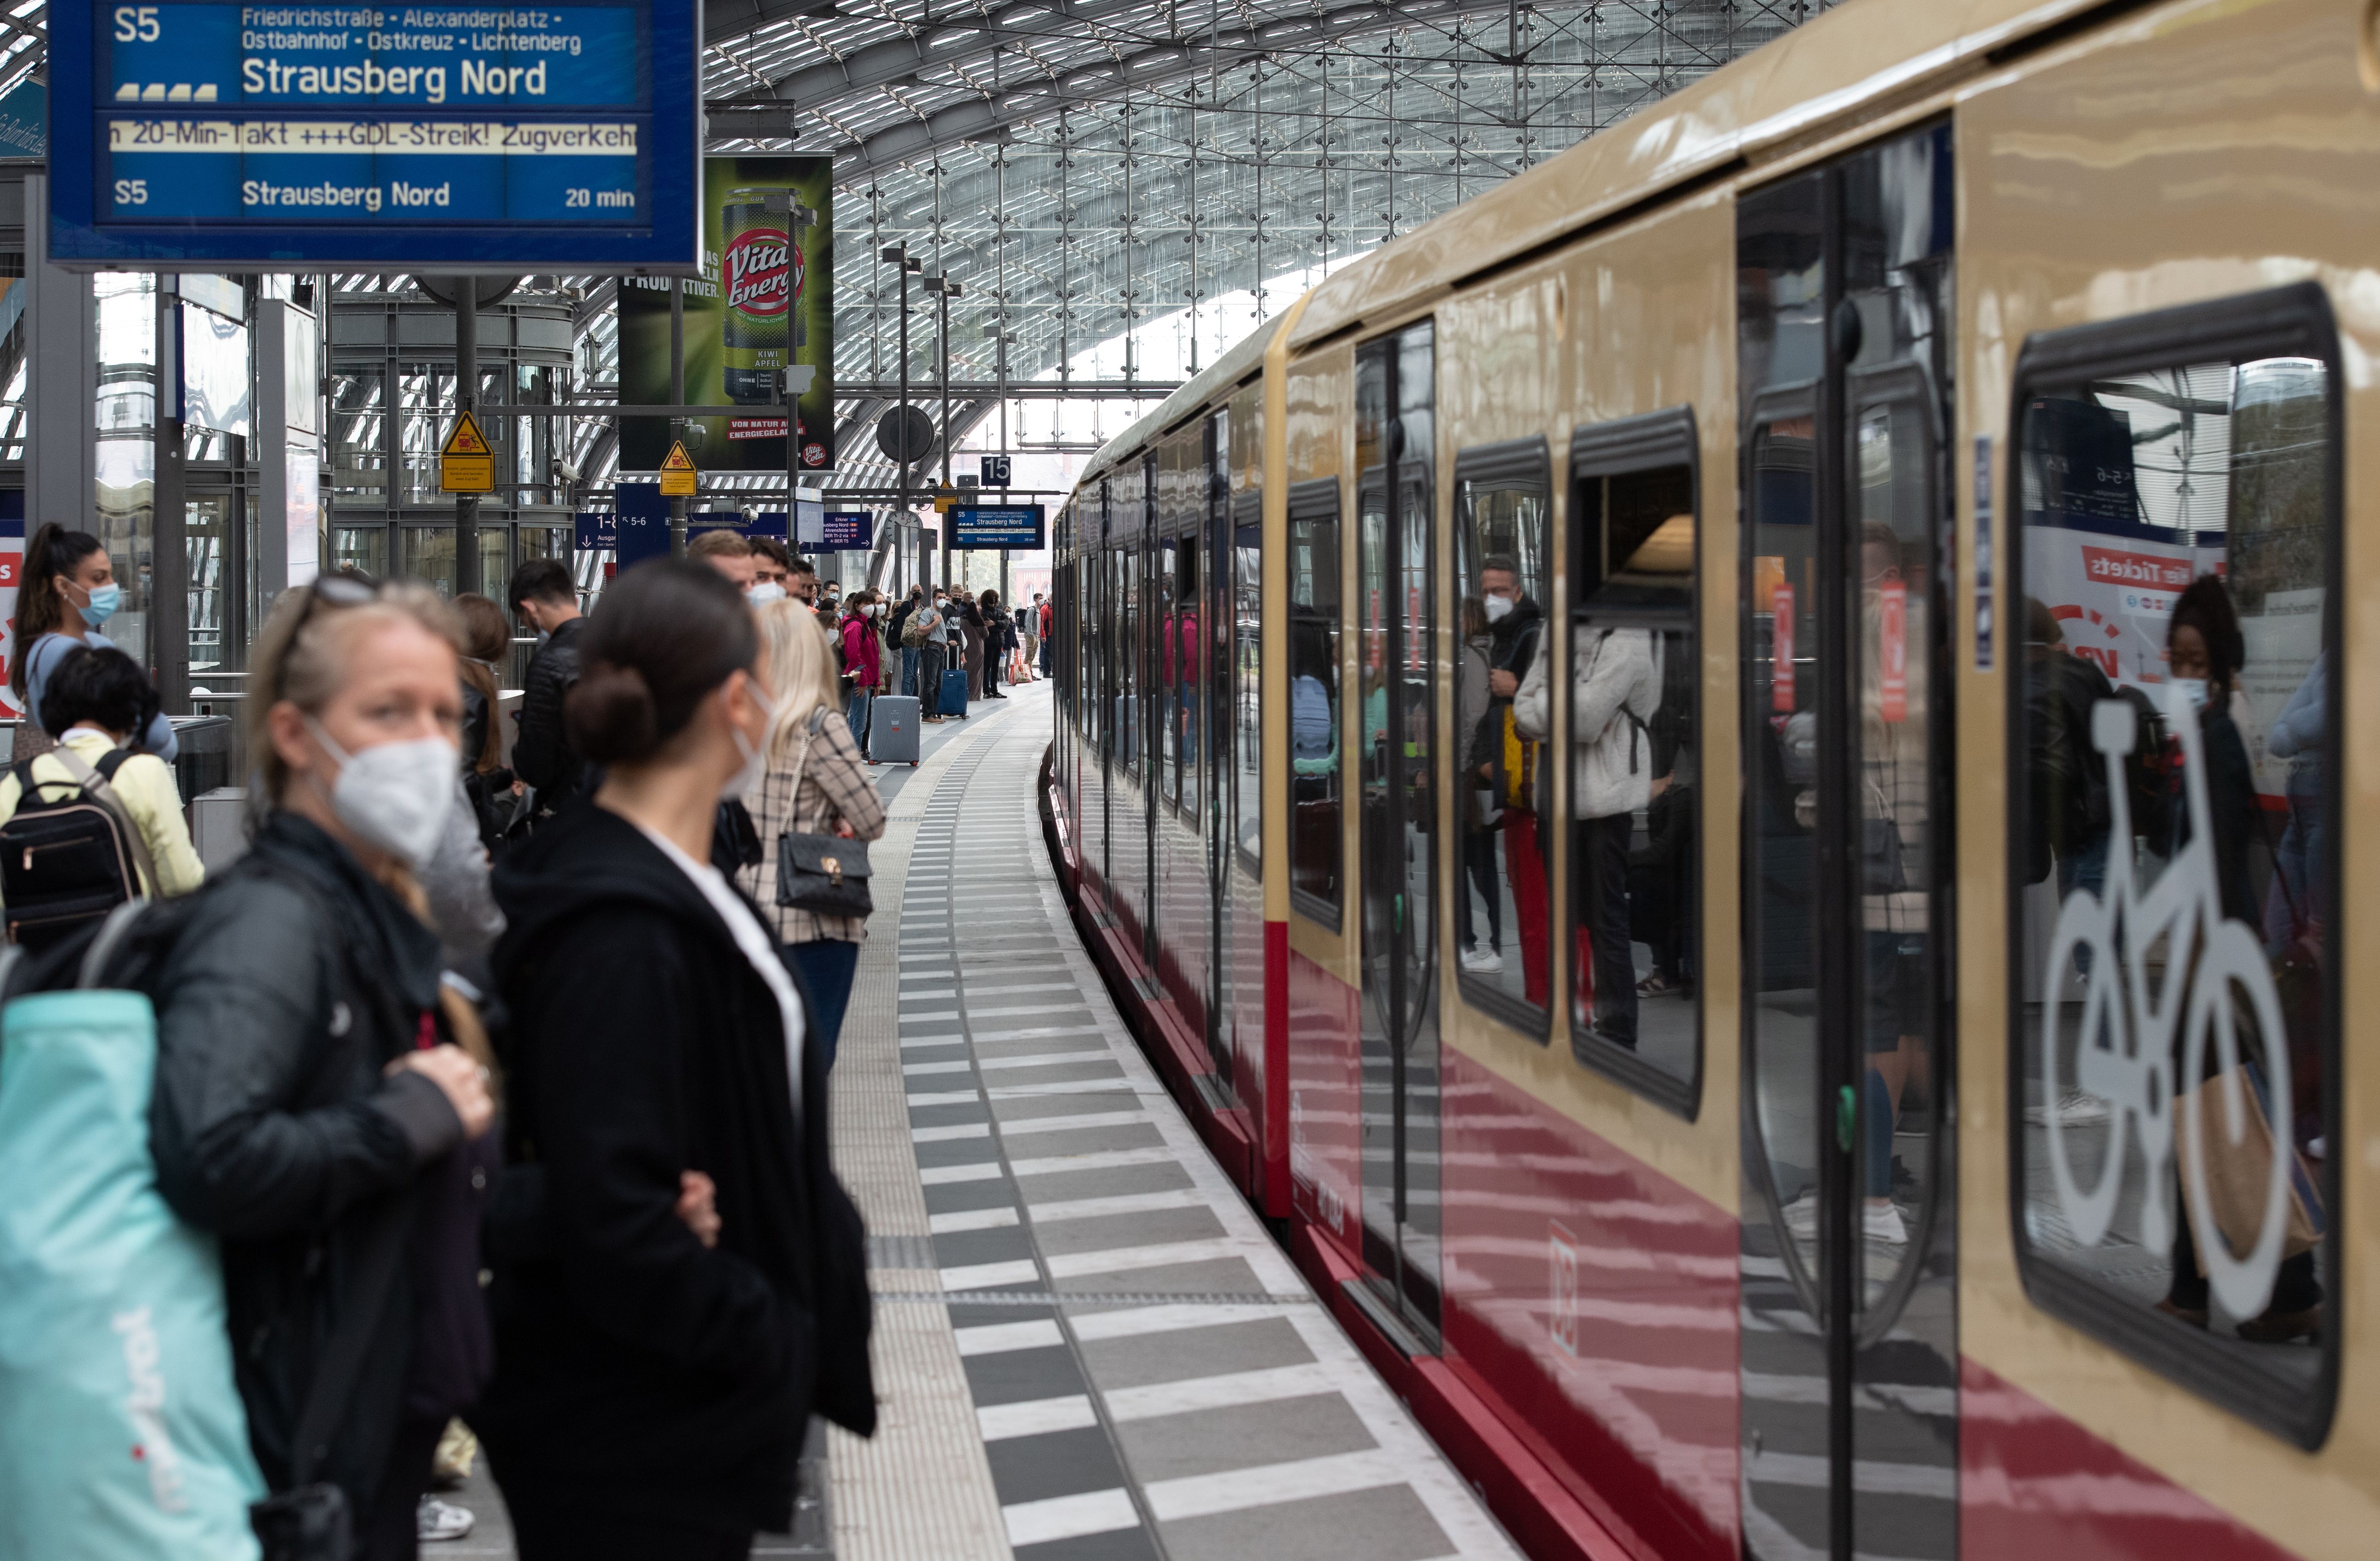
869,695,921,765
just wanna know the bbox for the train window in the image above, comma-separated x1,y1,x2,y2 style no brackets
1234,493,1263,872
1563,410,1700,1107
1178,535,1201,813
1452,439,1552,1036
1289,478,1344,928
2011,284,2340,1447
1115,544,1136,774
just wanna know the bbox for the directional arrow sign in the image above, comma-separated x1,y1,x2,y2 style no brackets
440,410,494,494
659,440,699,498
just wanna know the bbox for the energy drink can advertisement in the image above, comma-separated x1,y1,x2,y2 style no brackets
621,156,833,473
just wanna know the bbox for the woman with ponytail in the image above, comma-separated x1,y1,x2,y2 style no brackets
11,523,177,762
479,560,875,1560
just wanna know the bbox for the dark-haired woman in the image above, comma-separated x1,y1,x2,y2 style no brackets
480,559,874,1560
0,644,204,900
11,524,177,763
453,592,518,852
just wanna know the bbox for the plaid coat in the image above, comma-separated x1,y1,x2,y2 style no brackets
734,709,888,945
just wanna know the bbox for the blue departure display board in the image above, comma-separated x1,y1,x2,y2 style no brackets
950,505,1045,549
48,0,699,268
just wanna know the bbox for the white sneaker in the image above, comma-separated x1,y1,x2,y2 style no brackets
1864,1202,1909,1245
418,1497,475,1544
2024,1088,2113,1127
1460,945,1504,974
1780,1194,1820,1237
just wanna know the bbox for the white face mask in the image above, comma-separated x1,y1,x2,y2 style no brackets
306,718,456,869
1483,593,1514,623
722,679,777,801
866,603,883,618
746,581,788,604
2172,677,2210,713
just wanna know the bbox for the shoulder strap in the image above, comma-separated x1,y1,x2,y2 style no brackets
51,745,161,896
287,1198,410,1487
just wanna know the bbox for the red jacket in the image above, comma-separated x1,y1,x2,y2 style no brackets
841,614,883,689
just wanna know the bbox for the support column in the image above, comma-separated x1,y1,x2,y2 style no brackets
454,284,480,595
153,276,188,717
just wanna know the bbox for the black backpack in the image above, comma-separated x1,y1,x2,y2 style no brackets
0,748,157,952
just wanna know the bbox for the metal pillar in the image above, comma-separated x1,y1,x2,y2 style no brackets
153,275,188,717
454,286,480,595
668,279,686,558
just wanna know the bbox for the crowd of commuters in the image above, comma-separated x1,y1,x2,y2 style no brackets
0,528,919,1559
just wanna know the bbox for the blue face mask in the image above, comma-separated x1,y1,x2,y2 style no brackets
76,581,121,629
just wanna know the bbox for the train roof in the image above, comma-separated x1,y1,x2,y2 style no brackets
1075,0,2107,489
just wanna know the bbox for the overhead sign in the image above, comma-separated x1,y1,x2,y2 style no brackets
822,512,872,550
980,454,1011,487
572,509,618,551
615,481,667,567
620,157,835,472
658,439,698,497
0,78,45,159
951,505,1046,550
439,410,494,493
47,0,701,270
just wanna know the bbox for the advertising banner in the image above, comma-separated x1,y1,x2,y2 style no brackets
621,156,833,474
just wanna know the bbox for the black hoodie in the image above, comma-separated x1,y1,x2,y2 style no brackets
476,803,874,1529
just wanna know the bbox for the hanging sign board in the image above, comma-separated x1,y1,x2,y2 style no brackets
658,439,698,498
46,0,702,270
821,512,872,549
573,510,618,551
951,505,1045,550
439,410,494,494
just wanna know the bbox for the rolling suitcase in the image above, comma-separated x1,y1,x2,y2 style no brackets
940,667,973,718
868,696,921,766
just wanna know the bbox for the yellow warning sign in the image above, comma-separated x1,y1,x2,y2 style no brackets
659,440,699,498
932,486,958,513
439,410,494,494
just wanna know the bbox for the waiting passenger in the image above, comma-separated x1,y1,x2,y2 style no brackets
11,523,179,765
478,560,874,1560
0,644,204,902
1473,555,1547,1002
738,597,886,1065
919,590,954,723
149,576,499,1561
841,589,886,747
689,527,759,592
784,550,820,607
749,535,793,603
453,592,519,851
509,558,589,820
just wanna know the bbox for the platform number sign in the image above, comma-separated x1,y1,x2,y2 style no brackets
981,454,1012,488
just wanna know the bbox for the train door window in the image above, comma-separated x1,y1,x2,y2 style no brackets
1179,532,1202,814
1234,491,1263,872
1568,410,1700,1107
1289,478,1344,927
1160,532,1180,804
2011,285,2340,1446
1451,439,1552,1036
1116,543,1136,774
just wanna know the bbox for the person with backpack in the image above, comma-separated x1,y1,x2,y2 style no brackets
0,644,204,945
10,523,179,765
147,574,500,1560
739,597,886,1065
911,590,952,723
888,586,922,698
479,561,875,1559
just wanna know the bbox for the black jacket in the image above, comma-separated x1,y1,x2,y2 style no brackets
514,615,587,807
149,810,468,1507
477,804,874,1529
1467,596,1544,775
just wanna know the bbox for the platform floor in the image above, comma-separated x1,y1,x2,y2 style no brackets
827,680,1523,1561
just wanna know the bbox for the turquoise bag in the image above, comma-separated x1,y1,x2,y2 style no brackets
0,973,265,1558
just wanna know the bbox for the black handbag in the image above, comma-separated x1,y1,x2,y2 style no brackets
775,710,875,918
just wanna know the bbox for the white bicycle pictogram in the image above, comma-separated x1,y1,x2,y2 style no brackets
2038,684,2296,1319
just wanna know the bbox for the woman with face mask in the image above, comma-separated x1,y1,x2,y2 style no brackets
479,561,875,1560
11,523,179,764
147,573,501,1559
739,598,886,1065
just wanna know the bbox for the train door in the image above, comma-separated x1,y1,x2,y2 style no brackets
1143,454,1162,968
1354,321,1442,1339
1204,409,1235,1079
1736,122,1959,1561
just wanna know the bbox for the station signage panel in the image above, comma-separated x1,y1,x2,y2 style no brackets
950,504,1045,550
820,511,871,549
48,0,702,269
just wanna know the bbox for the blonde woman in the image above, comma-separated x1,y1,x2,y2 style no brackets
736,598,886,1064
148,574,499,1560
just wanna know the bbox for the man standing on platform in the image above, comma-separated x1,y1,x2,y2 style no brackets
510,558,589,819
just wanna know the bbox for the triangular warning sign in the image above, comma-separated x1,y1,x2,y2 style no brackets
442,411,491,457
661,441,697,472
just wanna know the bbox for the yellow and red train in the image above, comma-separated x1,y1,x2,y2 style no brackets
1041,1,2380,1556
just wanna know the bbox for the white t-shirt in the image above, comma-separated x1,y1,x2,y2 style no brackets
638,824,807,1123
